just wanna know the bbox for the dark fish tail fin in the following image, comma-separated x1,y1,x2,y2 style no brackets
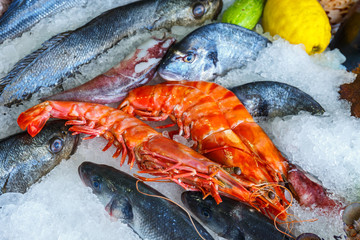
0,31,73,94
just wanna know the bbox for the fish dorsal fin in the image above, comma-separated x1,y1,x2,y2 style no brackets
0,31,73,93
105,195,133,221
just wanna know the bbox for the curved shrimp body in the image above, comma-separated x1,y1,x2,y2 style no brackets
119,84,276,186
17,100,267,209
171,81,289,181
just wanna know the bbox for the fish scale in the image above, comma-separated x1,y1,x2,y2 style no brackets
0,0,222,106
0,0,87,44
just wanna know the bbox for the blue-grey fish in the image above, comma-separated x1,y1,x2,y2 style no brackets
158,22,269,81
0,0,222,107
78,162,214,240
181,191,293,240
0,0,86,44
230,81,325,118
0,120,80,195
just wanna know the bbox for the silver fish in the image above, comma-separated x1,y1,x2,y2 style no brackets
78,162,214,240
230,81,325,118
0,0,87,44
158,22,269,81
0,120,80,195
181,191,293,240
0,0,222,106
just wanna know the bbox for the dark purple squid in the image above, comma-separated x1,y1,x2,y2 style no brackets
45,37,175,104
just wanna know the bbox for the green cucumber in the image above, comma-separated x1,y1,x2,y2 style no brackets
222,0,265,30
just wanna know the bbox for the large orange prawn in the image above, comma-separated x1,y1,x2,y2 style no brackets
119,83,289,218
159,81,343,212
172,81,289,180
17,100,289,218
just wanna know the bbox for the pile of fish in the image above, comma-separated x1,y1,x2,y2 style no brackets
0,0,359,239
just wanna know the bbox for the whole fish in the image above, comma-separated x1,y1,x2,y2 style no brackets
181,191,292,240
0,0,222,107
0,0,87,44
158,22,269,81
0,120,79,195
46,37,175,104
78,161,214,240
230,81,325,118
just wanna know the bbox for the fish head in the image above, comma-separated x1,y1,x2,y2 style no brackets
156,0,223,28
181,191,234,235
78,162,135,208
78,162,113,194
27,120,80,166
158,34,219,81
0,120,79,195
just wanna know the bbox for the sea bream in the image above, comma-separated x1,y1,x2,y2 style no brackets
158,22,269,81
0,0,87,44
0,120,79,195
78,162,215,240
0,0,222,106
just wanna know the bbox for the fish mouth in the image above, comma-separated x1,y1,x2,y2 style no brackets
78,162,90,185
158,69,184,81
70,134,81,156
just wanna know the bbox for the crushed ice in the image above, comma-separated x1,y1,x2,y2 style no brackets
0,0,359,239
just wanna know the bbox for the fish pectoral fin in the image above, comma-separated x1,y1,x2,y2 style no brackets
105,195,133,221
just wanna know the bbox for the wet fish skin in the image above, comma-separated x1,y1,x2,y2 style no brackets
78,162,214,240
0,120,79,195
0,0,222,107
158,22,269,81
0,0,11,17
181,191,292,240
230,81,325,118
45,37,175,104
0,0,87,44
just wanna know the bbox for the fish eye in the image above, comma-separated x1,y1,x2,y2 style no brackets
183,52,196,63
49,137,64,153
91,176,101,191
201,207,212,219
192,3,205,18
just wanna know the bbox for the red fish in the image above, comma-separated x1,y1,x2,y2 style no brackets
46,37,175,104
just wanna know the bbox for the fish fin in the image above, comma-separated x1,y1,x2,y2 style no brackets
105,195,133,221
0,31,73,94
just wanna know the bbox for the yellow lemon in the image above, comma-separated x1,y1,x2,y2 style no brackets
262,0,331,55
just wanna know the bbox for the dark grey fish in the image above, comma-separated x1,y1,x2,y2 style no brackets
158,22,269,81
78,162,214,240
181,191,293,240
0,0,87,44
230,81,325,118
0,0,222,107
0,120,79,195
